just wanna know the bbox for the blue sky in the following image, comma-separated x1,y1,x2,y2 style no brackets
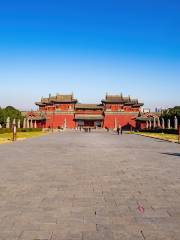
0,0,179,110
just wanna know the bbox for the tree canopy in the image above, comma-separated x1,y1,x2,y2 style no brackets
0,106,23,127
161,106,180,123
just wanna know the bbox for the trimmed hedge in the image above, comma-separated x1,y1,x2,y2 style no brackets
138,128,178,135
19,128,42,132
0,128,12,134
0,128,42,134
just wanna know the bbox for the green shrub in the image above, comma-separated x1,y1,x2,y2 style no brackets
138,128,178,135
0,128,12,134
18,128,42,132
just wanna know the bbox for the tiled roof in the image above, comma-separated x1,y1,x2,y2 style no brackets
35,102,46,106
136,112,160,121
102,94,143,106
36,94,77,105
41,98,49,103
51,94,75,102
29,116,46,121
136,117,154,122
36,93,143,107
130,99,138,104
25,111,47,120
132,103,144,107
75,104,103,110
105,95,128,103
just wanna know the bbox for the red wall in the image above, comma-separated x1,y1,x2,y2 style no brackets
45,114,75,128
36,112,139,129
36,121,46,128
136,122,147,129
36,113,139,129
103,113,138,129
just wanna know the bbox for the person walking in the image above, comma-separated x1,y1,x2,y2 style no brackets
121,127,123,135
105,126,109,132
117,126,120,135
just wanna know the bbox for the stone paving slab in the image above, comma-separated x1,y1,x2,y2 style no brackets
0,131,180,239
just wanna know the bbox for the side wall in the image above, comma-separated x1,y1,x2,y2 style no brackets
136,121,147,130
45,113,75,128
36,121,46,128
103,113,139,129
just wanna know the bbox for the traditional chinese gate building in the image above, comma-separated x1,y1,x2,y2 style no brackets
74,104,104,128
35,94,77,129
33,93,144,129
102,94,143,129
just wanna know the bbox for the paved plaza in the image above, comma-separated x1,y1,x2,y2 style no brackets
0,131,180,240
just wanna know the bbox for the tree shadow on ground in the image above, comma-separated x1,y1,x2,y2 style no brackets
154,139,166,142
161,152,180,157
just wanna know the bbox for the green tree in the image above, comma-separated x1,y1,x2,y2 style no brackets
0,107,4,125
161,106,180,127
0,106,24,127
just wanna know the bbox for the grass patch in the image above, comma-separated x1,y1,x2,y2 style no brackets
0,128,42,134
135,132,178,142
0,131,47,144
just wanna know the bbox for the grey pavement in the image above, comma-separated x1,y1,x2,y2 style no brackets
0,130,180,240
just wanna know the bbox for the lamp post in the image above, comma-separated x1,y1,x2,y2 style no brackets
178,125,180,144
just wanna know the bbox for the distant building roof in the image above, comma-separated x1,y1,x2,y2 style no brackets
25,111,47,120
136,112,160,122
136,117,154,122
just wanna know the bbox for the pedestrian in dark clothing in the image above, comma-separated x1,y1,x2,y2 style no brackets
117,127,120,135
121,128,123,135
105,126,109,132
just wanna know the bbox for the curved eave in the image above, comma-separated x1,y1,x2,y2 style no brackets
132,103,144,107
75,108,103,110
75,106,103,110
124,102,136,106
39,102,54,106
136,117,154,122
29,117,46,121
35,102,46,106
101,100,126,104
50,100,77,104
